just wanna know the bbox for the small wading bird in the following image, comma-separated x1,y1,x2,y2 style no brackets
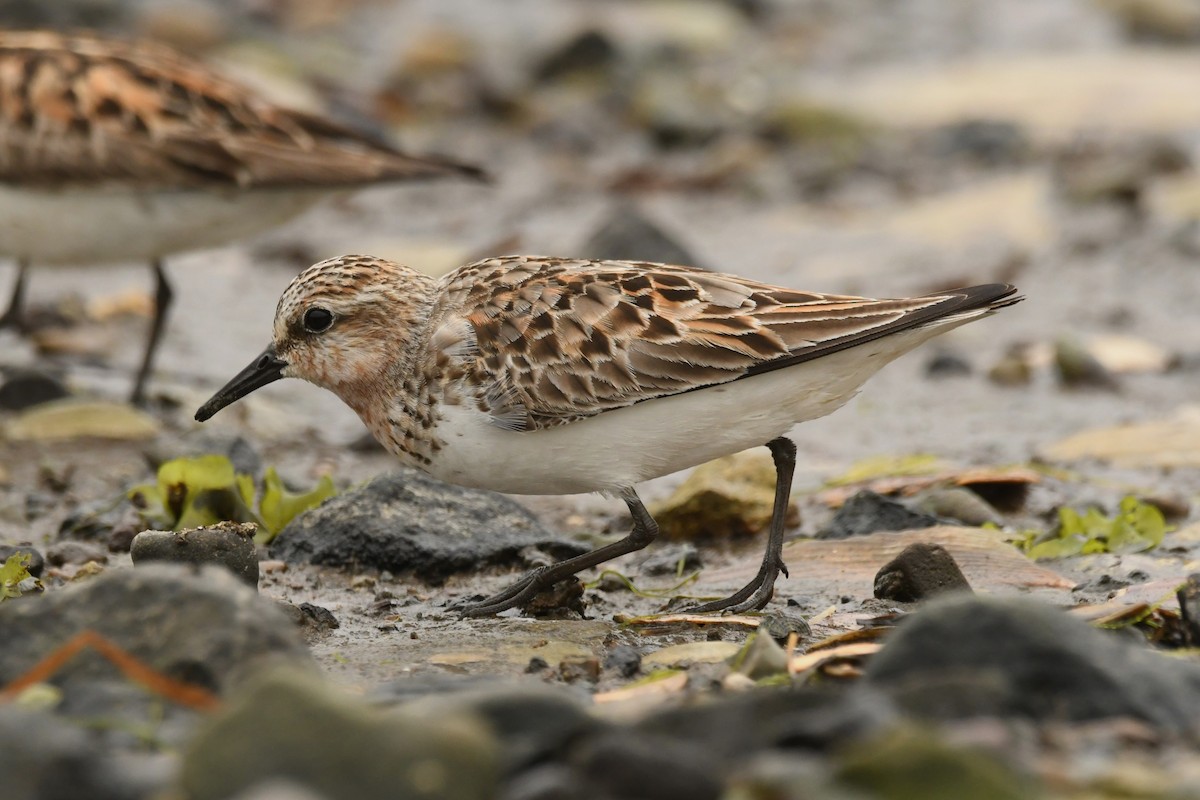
0,30,483,403
196,255,1020,616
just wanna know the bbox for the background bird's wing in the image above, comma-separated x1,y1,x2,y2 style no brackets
0,31,482,189
437,256,1009,431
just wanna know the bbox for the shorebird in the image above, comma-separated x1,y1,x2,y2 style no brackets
0,30,483,403
196,254,1020,616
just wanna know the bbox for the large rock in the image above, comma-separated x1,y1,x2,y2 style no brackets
865,594,1200,734
181,668,499,800
0,706,152,800
819,490,941,539
131,522,260,587
0,564,312,696
271,471,585,579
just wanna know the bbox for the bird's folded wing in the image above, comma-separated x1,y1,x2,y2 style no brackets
0,31,481,188
436,256,958,432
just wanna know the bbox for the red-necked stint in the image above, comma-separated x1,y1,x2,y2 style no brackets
0,30,483,403
197,254,1020,615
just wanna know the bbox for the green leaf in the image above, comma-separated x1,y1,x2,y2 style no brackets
1,552,41,601
1025,496,1170,560
257,467,336,544
128,455,337,541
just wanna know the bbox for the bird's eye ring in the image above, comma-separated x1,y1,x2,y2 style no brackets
303,307,335,334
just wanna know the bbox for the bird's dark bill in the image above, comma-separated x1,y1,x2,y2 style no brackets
195,346,287,421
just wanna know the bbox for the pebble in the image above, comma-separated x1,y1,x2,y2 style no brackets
873,543,974,603
131,522,260,587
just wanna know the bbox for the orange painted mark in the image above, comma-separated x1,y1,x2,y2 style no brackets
0,629,220,711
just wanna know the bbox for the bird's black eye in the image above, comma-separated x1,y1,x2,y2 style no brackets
303,307,334,333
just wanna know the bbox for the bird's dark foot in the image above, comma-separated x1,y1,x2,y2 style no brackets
455,570,587,618
454,568,549,617
683,558,786,614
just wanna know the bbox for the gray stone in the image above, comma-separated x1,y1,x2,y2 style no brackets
181,668,499,800
131,522,259,586
819,490,941,539
873,543,973,602
0,543,44,577
0,706,148,800
865,594,1200,734
0,367,69,411
271,470,585,580
0,564,312,697
45,539,108,567
580,204,702,268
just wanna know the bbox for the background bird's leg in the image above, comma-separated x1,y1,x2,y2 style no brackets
459,488,659,617
130,258,173,405
687,436,796,613
0,260,30,332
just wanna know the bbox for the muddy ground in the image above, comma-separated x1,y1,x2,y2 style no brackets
2,0,1200,796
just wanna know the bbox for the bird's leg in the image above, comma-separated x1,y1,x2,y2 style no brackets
130,258,173,405
459,488,659,617
0,260,30,332
686,437,796,613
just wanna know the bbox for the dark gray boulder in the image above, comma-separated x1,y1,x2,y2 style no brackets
865,594,1200,734
270,470,585,580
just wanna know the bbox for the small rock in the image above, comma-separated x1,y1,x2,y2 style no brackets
759,609,811,641
0,544,44,577
1140,492,1190,521
929,119,1029,166
534,29,618,83
819,491,940,539
272,470,584,580
525,657,550,674
911,487,1002,527
638,686,893,755
603,645,642,678
652,451,797,541
276,601,340,637
924,351,973,379
1176,574,1200,646
0,368,69,411
639,543,702,576
131,522,259,587
865,594,1200,733
297,603,340,631
1097,0,1200,43
558,656,601,684
571,731,723,800
181,668,499,800
58,498,142,546
873,543,973,602
0,564,312,699
836,726,1036,800
580,204,703,268
520,577,586,619
729,631,789,680
44,540,108,567
987,353,1033,386
1055,338,1120,390
401,685,599,773
0,705,154,800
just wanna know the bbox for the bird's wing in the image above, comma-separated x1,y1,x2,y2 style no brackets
434,255,1016,431
0,31,482,189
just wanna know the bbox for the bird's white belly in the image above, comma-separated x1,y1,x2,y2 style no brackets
423,324,950,495
0,183,331,264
